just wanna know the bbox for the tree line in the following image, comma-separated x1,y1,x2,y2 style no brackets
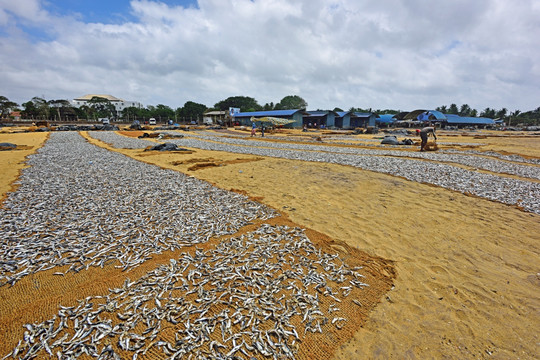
1,95,539,125
0,94,308,123
434,103,540,126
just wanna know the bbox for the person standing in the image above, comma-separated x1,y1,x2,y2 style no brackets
251,122,256,137
420,125,437,151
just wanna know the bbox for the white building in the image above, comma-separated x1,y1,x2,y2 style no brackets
70,94,143,118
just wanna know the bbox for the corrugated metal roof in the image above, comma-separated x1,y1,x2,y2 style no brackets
233,109,302,117
353,112,379,118
336,111,350,118
445,114,495,125
305,111,331,117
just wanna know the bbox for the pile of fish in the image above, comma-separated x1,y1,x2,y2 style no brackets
181,133,540,178
89,131,156,149
4,224,369,359
0,132,277,287
88,131,540,214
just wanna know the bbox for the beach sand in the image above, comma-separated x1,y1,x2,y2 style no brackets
1,128,539,359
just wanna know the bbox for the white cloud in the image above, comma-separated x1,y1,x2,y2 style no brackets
0,0,539,111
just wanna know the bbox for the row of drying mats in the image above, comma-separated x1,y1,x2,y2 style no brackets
91,130,540,214
0,132,385,359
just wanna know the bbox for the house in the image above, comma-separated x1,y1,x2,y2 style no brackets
349,112,378,128
303,110,337,128
334,111,352,128
9,111,21,121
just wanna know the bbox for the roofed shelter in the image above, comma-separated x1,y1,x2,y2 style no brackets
303,111,337,128
203,110,227,124
444,114,495,128
233,110,307,128
348,112,378,129
335,111,352,128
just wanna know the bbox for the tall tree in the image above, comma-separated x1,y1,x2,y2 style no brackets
121,106,145,122
263,102,274,111
176,101,207,121
48,99,76,122
459,104,472,117
275,95,307,110
150,104,175,121
22,97,50,119
496,108,508,119
480,107,496,118
87,96,115,119
0,96,18,118
436,105,448,113
214,96,261,112
448,103,459,115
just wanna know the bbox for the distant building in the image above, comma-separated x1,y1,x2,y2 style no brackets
203,110,227,124
70,94,143,118
303,110,337,128
350,112,378,128
8,111,21,121
233,109,307,127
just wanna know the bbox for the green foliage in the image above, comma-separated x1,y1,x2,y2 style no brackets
274,95,307,110
448,103,459,115
373,109,400,115
511,107,540,126
21,97,49,119
0,96,19,118
459,104,472,117
263,102,274,111
176,101,207,120
349,107,372,113
480,107,496,118
214,96,261,112
87,96,115,119
48,99,77,121
147,104,175,120
121,106,146,121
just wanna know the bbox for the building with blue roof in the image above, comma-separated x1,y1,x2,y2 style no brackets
232,109,306,127
349,112,378,128
335,111,352,128
303,110,337,128
444,114,495,128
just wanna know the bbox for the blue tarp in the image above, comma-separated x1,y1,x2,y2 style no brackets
377,114,396,123
404,109,446,121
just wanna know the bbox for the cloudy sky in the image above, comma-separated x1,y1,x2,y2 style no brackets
1,0,539,112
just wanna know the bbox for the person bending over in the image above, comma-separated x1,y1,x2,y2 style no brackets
420,126,437,151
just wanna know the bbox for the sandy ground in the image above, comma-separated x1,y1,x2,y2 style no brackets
1,128,539,359
0,131,49,202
